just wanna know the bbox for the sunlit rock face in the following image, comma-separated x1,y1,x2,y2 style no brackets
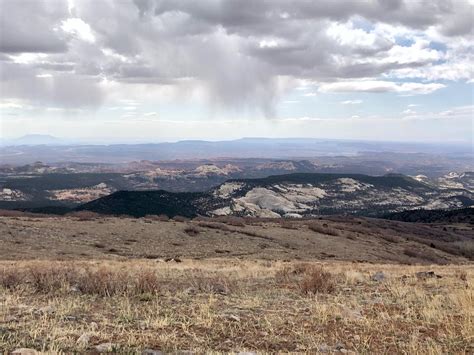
210,175,473,218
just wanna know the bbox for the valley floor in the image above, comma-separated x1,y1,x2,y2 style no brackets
0,215,473,353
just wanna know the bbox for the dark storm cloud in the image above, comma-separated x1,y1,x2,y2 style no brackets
0,61,104,108
0,0,472,112
0,0,69,53
146,0,466,35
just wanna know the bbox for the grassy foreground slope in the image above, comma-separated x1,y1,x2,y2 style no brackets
1,260,472,353
1,214,473,262
0,214,472,353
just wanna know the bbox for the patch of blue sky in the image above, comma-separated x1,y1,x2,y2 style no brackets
350,16,374,32
394,36,414,47
279,81,472,120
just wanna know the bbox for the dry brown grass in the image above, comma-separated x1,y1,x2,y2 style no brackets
0,263,161,297
215,216,246,227
300,266,336,294
196,221,231,231
183,226,200,236
1,215,471,264
308,221,341,236
144,214,170,222
172,215,190,222
276,263,336,294
0,209,50,218
0,259,472,354
66,211,101,221
279,219,298,229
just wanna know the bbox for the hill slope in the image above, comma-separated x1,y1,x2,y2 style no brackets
384,207,474,224
77,173,474,218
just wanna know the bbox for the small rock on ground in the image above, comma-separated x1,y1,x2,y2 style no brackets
12,349,37,355
76,332,92,347
142,350,163,355
34,305,55,315
371,271,386,282
95,343,118,352
416,271,442,279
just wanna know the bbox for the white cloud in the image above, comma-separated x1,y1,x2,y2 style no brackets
380,39,443,65
36,74,53,78
327,21,383,48
0,101,24,109
0,0,472,142
61,18,96,43
402,105,474,120
319,81,445,94
9,53,48,64
341,100,363,105
259,39,279,48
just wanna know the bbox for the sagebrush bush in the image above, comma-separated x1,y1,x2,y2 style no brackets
0,269,23,289
218,216,246,227
308,222,340,236
280,220,298,229
77,267,125,296
145,214,169,221
67,211,101,221
198,222,231,231
299,266,335,294
173,216,189,222
0,265,161,296
0,209,51,218
184,226,200,236
380,234,402,243
275,264,336,294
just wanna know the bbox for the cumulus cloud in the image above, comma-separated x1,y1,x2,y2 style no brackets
61,18,96,44
0,0,472,113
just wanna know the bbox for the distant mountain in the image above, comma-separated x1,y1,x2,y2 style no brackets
77,173,474,218
4,134,63,146
1,137,472,165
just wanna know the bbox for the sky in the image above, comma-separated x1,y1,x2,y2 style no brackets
0,0,473,143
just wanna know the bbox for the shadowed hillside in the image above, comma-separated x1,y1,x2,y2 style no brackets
76,173,473,218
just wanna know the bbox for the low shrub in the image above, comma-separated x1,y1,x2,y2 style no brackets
173,216,189,222
67,211,101,221
300,266,335,294
380,234,403,243
275,263,336,294
184,226,200,236
218,216,246,227
197,222,231,231
280,220,298,229
145,214,169,222
308,222,340,236
0,264,161,296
